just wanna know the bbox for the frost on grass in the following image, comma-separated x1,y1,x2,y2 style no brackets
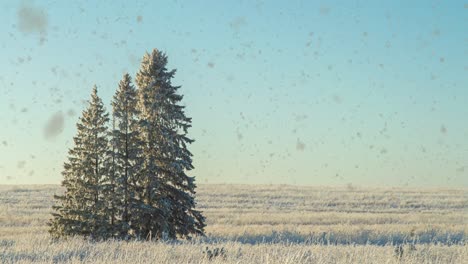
0,185,466,263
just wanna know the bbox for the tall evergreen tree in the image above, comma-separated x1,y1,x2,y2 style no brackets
49,86,110,239
134,49,205,239
110,73,142,238
101,116,118,237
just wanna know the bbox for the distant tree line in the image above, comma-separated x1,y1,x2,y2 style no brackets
49,49,205,240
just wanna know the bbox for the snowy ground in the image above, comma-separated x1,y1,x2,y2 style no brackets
0,184,466,263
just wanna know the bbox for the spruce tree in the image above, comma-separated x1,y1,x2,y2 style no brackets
49,86,110,239
110,73,142,238
134,49,205,239
101,116,119,237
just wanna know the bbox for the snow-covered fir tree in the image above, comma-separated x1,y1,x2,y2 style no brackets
102,116,119,237
110,73,142,238
49,50,204,241
134,49,205,239
49,86,110,239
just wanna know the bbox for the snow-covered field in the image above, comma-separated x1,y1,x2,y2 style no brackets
0,184,466,263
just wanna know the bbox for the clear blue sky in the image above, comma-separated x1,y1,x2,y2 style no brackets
0,0,467,187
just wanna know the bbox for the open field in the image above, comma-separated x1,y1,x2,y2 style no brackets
0,184,466,263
